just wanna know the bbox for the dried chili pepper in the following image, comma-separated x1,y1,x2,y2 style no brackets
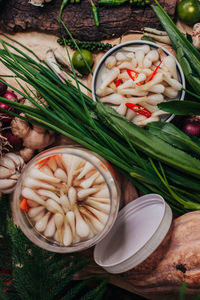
115,78,122,87
126,103,151,117
20,198,29,212
147,60,163,82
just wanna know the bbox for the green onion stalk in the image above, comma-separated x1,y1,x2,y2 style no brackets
0,29,200,214
151,0,200,96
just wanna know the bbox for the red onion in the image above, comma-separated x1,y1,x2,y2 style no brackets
0,90,18,123
3,91,17,101
182,116,200,137
2,130,22,150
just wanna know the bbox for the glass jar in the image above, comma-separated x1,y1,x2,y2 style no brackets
13,146,121,253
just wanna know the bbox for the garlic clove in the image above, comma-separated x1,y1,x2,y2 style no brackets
77,187,100,200
37,189,60,203
0,167,15,179
93,174,105,184
44,215,56,238
27,199,39,208
84,199,110,214
22,187,46,206
28,206,45,218
74,206,90,238
35,212,51,232
5,153,22,168
60,194,70,213
68,187,77,207
61,154,73,175
67,156,84,186
77,162,94,180
54,213,64,244
55,154,65,169
79,172,99,189
66,211,76,237
46,199,63,214
93,185,109,198
87,196,110,204
18,155,25,169
29,168,61,184
0,157,15,170
47,156,58,172
72,179,82,187
79,207,104,232
9,174,19,180
0,179,16,190
54,168,67,182
40,166,54,177
32,210,45,222
63,223,73,246
84,205,108,224
105,55,117,69
24,177,57,191
82,213,98,235
135,50,145,68
81,169,96,179
54,230,59,243
73,235,81,244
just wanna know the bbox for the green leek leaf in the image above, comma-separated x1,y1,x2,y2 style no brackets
147,121,200,158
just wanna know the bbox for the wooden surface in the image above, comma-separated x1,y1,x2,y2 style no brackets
1,11,198,299
0,0,177,41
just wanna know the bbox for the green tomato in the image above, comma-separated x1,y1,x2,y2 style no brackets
72,49,93,75
177,0,200,25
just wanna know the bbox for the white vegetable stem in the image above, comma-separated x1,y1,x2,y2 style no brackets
35,212,51,232
74,206,91,238
44,215,56,238
22,187,46,206
55,213,64,244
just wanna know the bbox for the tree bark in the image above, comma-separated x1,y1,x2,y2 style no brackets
0,0,177,41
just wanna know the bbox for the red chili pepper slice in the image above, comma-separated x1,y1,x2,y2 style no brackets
115,79,122,87
126,68,138,81
126,69,144,86
126,103,152,118
147,60,163,82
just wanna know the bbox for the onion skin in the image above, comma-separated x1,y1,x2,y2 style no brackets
182,116,200,137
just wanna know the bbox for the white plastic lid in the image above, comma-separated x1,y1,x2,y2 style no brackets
94,194,172,274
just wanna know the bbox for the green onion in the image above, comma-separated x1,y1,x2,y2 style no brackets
151,1,200,95
0,36,200,214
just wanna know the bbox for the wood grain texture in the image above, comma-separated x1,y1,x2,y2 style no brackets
76,212,200,300
0,0,177,41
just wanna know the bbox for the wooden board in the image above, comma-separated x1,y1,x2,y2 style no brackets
0,0,177,41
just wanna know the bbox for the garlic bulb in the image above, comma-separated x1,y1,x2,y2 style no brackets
0,153,25,193
192,23,200,50
29,0,52,7
19,152,118,247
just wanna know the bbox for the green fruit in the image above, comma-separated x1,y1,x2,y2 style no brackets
72,49,93,75
177,0,200,25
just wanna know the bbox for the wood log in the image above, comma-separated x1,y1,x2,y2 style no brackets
0,0,177,41
76,211,200,300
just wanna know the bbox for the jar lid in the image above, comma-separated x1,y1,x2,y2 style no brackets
94,194,172,274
